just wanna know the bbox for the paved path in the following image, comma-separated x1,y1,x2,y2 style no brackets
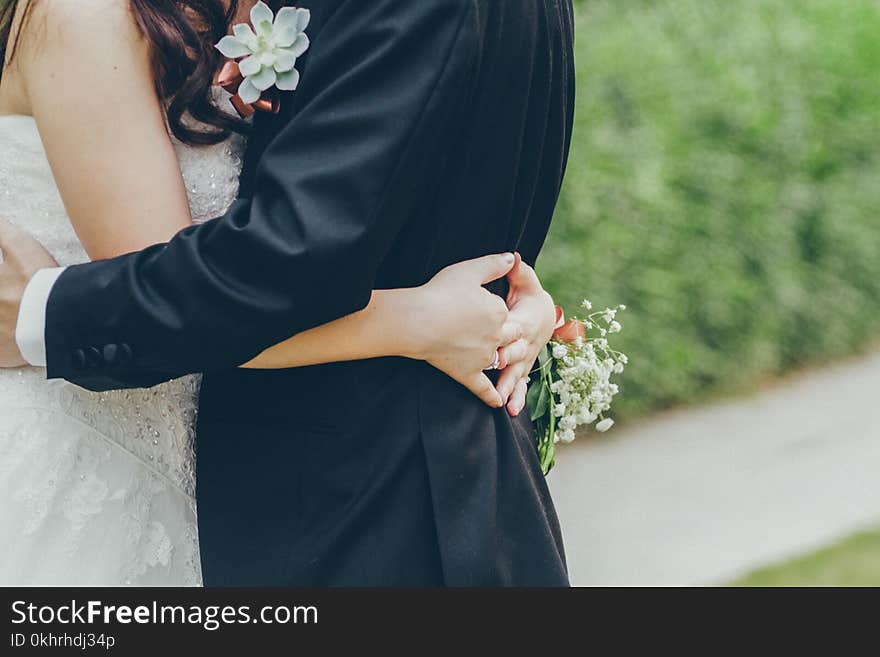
547,352,880,586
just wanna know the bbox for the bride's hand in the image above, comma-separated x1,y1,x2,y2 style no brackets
495,254,556,417
404,253,522,409
0,218,59,368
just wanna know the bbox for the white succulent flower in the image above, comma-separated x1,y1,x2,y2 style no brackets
216,2,311,104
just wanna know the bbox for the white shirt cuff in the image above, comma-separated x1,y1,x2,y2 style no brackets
15,267,67,367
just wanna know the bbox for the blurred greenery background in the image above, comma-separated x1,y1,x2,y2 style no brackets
539,0,880,421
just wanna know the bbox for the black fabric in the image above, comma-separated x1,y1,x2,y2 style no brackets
44,0,575,586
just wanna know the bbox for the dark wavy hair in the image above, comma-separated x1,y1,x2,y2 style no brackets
0,0,265,145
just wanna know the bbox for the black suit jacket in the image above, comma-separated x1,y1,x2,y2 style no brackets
45,0,575,586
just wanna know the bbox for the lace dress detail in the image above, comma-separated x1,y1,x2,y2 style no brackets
0,94,246,586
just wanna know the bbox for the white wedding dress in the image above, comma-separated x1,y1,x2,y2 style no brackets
0,93,246,585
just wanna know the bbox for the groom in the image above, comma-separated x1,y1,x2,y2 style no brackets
0,0,574,585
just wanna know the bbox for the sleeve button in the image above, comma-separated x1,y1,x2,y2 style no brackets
118,343,133,366
85,347,103,369
70,349,86,371
103,344,118,365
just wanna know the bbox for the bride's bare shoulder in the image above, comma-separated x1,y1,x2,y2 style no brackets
20,0,139,36
12,0,154,111
15,0,150,75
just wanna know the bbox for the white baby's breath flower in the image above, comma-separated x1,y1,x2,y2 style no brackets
557,429,577,444
216,2,311,104
532,299,627,473
595,418,615,433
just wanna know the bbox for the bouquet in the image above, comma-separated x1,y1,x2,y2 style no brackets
527,301,628,475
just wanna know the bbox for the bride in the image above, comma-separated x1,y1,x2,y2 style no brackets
0,0,555,585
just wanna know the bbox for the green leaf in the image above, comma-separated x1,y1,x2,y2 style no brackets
526,380,544,420
538,435,555,475
530,381,551,421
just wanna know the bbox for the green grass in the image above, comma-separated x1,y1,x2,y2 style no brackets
729,529,880,586
540,0,880,419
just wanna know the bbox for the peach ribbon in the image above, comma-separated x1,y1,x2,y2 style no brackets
217,60,282,119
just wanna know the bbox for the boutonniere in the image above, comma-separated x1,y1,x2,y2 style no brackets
215,1,311,117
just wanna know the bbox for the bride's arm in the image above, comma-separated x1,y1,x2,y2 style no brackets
18,0,193,260
13,1,544,408
244,254,557,414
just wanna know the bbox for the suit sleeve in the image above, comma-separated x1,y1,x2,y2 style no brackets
44,0,478,391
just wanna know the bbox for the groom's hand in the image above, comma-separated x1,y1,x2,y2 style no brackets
0,218,59,367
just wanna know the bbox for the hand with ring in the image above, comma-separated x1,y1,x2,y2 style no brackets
400,252,554,415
